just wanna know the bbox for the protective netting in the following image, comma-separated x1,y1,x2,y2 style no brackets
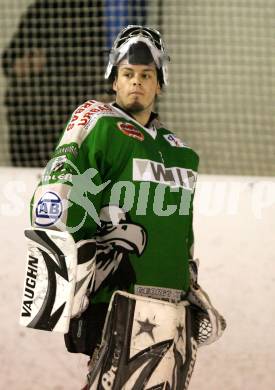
0,0,274,175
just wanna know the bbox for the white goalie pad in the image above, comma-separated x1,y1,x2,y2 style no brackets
20,228,96,333
87,291,198,390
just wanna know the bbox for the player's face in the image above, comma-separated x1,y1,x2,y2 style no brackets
113,61,161,115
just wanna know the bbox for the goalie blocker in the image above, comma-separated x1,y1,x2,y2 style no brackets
20,228,96,333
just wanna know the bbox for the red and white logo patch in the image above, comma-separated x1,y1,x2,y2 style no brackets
117,122,144,141
66,101,113,131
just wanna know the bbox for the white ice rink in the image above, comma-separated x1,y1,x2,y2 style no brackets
0,167,274,390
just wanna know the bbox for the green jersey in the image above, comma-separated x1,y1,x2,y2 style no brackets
31,100,199,304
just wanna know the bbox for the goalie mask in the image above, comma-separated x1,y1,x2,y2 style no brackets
104,25,170,86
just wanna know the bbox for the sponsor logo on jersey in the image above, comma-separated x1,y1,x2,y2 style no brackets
42,172,73,184
50,155,67,172
35,192,62,227
53,144,78,158
42,155,75,183
163,134,187,148
66,101,114,131
133,158,196,190
135,285,183,303
117,122,144,141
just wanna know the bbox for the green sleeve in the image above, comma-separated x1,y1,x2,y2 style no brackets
30,112,113,243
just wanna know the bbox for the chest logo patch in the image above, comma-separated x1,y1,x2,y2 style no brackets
133,158,197,191
163,134,187,148
117,122,144,141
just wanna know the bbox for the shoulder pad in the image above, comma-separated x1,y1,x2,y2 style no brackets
57,100,119,148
